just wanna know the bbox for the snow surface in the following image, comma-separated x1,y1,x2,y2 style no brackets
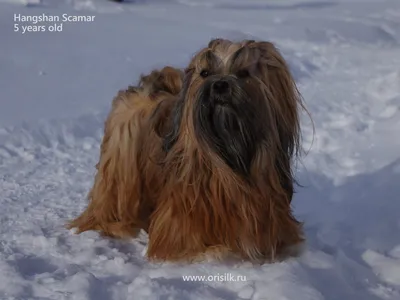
1,0,400,299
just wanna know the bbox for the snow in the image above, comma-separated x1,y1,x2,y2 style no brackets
1,0,400,299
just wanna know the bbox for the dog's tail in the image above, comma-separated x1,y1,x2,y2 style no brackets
128,66,183,98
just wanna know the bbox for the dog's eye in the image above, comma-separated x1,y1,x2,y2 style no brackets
237,69,250,79
200,70,210,78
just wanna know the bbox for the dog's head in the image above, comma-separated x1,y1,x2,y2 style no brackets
163,39,303,187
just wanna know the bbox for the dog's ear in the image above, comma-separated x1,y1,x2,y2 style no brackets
162,68,194,152
254,41,301,157
252,41,303,203
138,66,183,96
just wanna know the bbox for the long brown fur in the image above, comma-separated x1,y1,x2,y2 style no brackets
67,66,183,239
68,39,306,263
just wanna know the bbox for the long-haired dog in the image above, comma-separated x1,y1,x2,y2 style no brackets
68,39,306,263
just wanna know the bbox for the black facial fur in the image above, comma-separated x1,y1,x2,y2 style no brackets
162,72,267,178
193,77,267,178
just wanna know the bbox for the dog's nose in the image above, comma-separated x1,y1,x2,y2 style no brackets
212,80,230,95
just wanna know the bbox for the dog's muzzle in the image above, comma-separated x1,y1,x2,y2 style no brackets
209,77,234,106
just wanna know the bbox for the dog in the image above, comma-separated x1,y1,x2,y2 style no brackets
68,38,305,263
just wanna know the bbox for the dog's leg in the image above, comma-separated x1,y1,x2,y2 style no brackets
67,90,155,239
262,193,304,261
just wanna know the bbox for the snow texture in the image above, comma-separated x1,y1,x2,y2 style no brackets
1,0,400,299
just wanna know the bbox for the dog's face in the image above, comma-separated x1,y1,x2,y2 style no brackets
164,39,301,181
